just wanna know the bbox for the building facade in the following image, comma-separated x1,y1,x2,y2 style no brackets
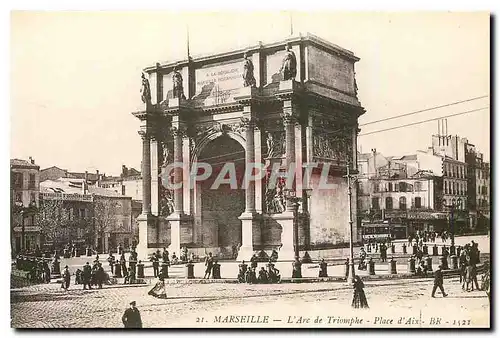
39,177,137,253
11,158,40,253
133,33,365,260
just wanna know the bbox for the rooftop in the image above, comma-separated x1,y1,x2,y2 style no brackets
11,158,39,169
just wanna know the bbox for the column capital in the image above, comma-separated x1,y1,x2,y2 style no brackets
138,130,150,140
170,126,188,138
239,117,258,132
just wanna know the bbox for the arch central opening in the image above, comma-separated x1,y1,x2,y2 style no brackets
198,135,246,254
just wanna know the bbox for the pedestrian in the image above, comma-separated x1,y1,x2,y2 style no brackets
319,258,328,277
258,267,269,283
204,252,214,279
148,265,167,299
151,253,160,278
250,253,258,270
431,265,448,298
82,262,92,290
122,301,142,328
237,260,248,283
212,259,221,279
352,276,369,308
107,252,115,274
120,252,127,275
61,265,71,291
97,263,105,289
380,242,387,262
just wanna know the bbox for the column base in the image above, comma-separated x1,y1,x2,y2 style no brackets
271,211,295,262
136,213,157,261
166,213,192,257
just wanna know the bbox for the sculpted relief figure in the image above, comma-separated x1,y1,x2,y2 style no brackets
280,43,297,81
140,73,151,105
242,52,256,87
172,67,186,100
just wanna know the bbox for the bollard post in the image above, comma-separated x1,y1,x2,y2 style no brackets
422,244,428,255
450,245,456,256
432,245,438,256
412,244,418,255
136,261,145,279
391,244,395,254
408,256,416,274
450,255,458,270
161,262,169,279
186,261,195,279
129,259,137,276
389,257,397,274
426,256,433,272
344,259,349,278
114,262,122,278
368,257,375,275
402,243,407,254
212,262,221,279
440,256,449,270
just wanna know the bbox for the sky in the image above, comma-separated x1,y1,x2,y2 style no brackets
10,11,490,176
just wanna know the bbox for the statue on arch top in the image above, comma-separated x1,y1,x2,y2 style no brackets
172,66,186,100
242,52,256,87
140,73,151,105
280,43,297,81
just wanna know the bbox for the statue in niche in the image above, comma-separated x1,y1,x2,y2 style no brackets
172,66,186,100
280,43,297,81
265,178,286,214
242,52,256,87
140,73,151,105
266,133,275,158
159,187,174,217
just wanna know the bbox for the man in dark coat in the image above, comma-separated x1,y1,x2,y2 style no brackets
204,253,214,279
122,301,142,328
96,263,105,289
431,265,448,298
82,262,92,290
151,253,160,278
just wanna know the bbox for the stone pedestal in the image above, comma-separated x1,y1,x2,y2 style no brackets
271,212,295,261
136,213,156,261
236,212,260,262
166,213,191,258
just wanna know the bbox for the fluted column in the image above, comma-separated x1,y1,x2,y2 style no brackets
243,119,256,213
172,127,184,214
139,131,151,215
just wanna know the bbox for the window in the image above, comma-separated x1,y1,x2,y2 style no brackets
444,181,448,194
30,192,36,204
373,182,379,193
13,172,23,189
414,197,422,208
80,208,86,218
15,192,22,203
414,182,422,192
385,197,393,210
28,174,36,189
372,197,380,210
399,196,407,210
399,182,406,192
388,183,393,192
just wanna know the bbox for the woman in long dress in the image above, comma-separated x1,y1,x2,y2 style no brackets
352,276,369,308
148,265,167,299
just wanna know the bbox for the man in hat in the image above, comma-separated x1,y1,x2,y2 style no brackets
61,265,71,291
431,265,448,298
82,262,92,290
122,301,142,328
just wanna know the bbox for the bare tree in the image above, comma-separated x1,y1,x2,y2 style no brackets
36,199,69,248
92,197,119,253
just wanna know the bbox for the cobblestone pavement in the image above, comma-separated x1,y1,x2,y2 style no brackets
11,274,489,328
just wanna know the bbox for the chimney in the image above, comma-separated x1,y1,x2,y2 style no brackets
83,171,89,194
29,156,34,164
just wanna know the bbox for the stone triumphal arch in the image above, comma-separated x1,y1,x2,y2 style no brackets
133,33,365,261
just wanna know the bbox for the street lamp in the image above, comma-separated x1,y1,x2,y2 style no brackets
444,198,462,255
284,189,301,260
344,160,357,285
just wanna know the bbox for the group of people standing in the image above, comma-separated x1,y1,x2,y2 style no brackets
459,241,481,292
74,258,106,290
237,256,281,284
